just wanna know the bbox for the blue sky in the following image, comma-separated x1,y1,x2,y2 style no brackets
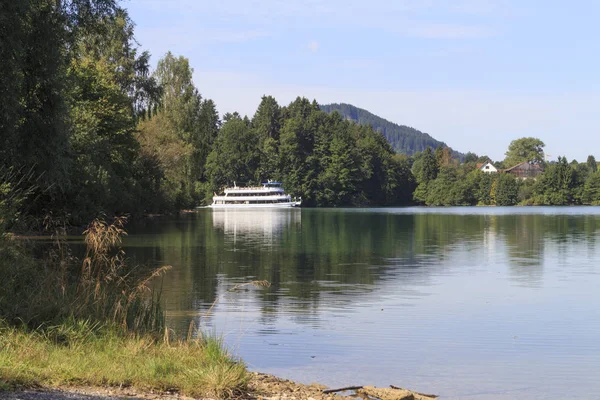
125,0,600,161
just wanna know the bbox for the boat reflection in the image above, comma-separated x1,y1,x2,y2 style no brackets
212,208,301,239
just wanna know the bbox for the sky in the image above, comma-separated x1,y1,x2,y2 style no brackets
125,0,600,162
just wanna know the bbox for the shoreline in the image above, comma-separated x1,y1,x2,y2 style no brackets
4,373,437,400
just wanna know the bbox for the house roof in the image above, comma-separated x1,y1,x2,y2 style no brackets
477,160,493,169
504,161,543,172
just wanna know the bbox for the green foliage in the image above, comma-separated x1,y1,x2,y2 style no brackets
316,117,362,206
0,0,71,200
136,113,192,209
205,117,261,197
491,173,519,206
504,137,546,167
411,157,523,207
424,167,460,205
68,36,144,217
4,0,598,218
532,156,576,205
278,99,319,204
252,95,282,140
470,171,495,205
586,155,597,173
136,52,219,209
413,147,439,184
252,96,282,183
464,152,478,163
0,168,36,234
583,171,600,205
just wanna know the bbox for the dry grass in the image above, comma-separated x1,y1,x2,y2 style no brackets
75,217,171,334
0,216,170,334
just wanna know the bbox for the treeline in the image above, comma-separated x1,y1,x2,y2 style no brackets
203,98,416,207
2,0,598,226
0,0,416,225
320,103,463,158
411,145,600,206
1,0,163,223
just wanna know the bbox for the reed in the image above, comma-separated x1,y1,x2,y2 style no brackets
0,200,248,397
0,215,170,334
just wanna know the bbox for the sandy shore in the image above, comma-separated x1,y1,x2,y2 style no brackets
2,372,437,400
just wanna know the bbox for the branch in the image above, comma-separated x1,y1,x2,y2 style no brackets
322,386,363,394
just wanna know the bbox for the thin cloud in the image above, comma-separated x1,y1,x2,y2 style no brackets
308,41,320,53
402,23,491,39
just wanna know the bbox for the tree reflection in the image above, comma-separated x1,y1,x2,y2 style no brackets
122,209,600,334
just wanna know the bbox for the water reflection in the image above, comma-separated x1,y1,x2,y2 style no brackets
124,208,600,399
212,208,301,242
125,209,600,326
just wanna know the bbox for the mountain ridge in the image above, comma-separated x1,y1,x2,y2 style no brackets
320,103,463,158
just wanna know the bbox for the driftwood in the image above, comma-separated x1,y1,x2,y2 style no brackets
322,385,437,400
322,386,364,394
390,385,438,398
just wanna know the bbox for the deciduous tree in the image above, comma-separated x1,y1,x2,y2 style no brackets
504,137,545,167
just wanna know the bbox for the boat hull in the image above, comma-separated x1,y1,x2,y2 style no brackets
209,201,300,208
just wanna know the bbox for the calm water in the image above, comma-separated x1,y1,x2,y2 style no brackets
124,208,600,399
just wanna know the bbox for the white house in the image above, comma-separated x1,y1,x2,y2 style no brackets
477,161,498,174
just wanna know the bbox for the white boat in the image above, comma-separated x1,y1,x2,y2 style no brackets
209,181,301,208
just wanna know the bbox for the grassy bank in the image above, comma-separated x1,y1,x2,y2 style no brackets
0,321,247,398
0,207,249,398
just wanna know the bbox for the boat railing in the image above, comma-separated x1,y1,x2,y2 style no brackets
226,186,283,191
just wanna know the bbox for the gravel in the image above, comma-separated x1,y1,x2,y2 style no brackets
1,390,148,400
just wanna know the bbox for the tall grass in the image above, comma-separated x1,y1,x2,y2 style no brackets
1,174,250,398
0,216,169,334
75,217,171,334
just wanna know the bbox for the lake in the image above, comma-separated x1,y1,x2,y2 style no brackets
124,207,600,399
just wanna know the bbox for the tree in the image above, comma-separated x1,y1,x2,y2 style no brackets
425,167,457,205
435,146,452,168
136,113,192,209
385,155,416,205
464,152,478,163
193,99,220,182
278,98,320,204
491,174,519,206
141,52,206,206
587,155,597,173
412,147,439,204
317,121,361,206
414,147,438,183
205,117,260,196
468,170,494,205
533,156,575,205
252,96,281,183
252,95,281,140
0,0,72,202
67,7,161,217
582,171,600,205
504,137,545,167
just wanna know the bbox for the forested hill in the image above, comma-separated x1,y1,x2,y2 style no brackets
320,103,463,157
